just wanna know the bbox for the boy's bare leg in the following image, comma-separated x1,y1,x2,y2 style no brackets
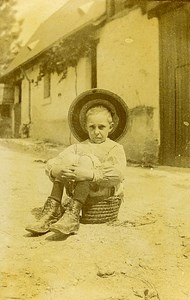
25,180,65,234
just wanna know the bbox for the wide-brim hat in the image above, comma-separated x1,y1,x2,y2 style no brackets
68,88,128,141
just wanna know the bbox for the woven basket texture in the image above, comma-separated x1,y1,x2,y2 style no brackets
81,196,122,224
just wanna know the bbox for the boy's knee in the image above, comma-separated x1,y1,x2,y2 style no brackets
78,155,94,168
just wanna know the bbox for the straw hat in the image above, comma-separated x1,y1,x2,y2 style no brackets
68,88,128,141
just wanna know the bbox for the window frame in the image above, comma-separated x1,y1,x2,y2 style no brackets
43,72,51,104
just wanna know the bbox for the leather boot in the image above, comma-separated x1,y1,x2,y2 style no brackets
49,200,82,235
25,197,64,234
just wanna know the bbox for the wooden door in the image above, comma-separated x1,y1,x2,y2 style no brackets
159,4,190,167
14,103,21,138
175,64,190,162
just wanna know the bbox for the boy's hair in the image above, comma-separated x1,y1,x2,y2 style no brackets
85,105,113,124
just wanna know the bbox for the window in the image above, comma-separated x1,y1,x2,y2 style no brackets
91,41,98,88
43,73,51,99
16,81,22,103
0,105,11,118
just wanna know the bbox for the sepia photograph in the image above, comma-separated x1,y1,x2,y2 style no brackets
0,0,190,299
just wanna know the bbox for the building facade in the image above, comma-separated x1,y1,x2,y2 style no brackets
1,1,189,167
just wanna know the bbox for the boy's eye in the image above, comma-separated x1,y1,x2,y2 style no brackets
99,125,105,130
87,124,106,130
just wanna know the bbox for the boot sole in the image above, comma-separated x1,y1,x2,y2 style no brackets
49,226,78,235
25,227,50,235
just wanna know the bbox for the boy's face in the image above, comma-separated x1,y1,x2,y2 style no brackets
85,112,113,144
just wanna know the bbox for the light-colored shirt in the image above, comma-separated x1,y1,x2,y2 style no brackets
46,138,126,198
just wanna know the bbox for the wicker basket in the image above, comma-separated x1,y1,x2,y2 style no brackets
81,196,122,224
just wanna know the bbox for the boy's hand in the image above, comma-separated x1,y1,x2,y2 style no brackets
51,164,94,181
51,165,76,181
102,166,123,183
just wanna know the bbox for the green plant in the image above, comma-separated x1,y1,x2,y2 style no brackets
38,29,95,82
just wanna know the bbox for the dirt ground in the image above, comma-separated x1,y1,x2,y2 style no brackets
0,141,190,300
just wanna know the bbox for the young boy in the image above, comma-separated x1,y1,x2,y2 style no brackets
26,89,127,235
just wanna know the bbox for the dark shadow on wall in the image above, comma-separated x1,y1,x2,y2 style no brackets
121,105,159,166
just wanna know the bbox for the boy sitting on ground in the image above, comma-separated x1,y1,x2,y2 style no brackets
26,89,127,235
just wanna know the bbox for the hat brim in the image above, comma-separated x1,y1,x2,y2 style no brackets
68,88,128,141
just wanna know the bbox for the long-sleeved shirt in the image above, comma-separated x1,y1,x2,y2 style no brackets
46,138,126,198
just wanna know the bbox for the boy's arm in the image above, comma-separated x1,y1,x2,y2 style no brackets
45,156,63,181
45,145,76,181
93,144,126,184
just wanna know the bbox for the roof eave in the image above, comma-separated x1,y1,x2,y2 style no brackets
0,14,106,83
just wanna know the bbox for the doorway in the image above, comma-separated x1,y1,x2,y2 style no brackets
159,4,190,167
14,81,22,138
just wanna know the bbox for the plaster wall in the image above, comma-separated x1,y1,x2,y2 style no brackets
21,58,91,145
97,9,159,164
20,10,160,164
